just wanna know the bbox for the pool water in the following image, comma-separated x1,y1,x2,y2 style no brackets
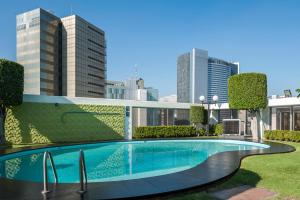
0,140,269,183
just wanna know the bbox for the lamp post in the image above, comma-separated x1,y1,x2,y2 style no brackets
173,110,177,125
199,95,219,134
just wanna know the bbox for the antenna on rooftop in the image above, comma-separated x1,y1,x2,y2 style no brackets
70,4,73,15
134,64,138,80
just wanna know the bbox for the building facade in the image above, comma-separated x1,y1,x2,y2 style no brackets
105,80,126,99
177,48,239,103
61,15,106,97
17,8,61,95
269,97,300,131
17,8,106,98
107,78,159,101
159,94,177,103
177,52,191,103
145,87,159,101
106,78,159,127
208,58,239,103
124,78,139,100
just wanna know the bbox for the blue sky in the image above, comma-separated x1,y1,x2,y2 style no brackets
1,0,300,97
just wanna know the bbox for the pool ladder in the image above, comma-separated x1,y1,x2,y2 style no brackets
41,151,58,194
41,149,88,195
78,149,88,194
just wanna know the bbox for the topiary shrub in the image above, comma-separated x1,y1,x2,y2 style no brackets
190,106,208,126
215,123,223,135
134,126,196,138
228,73,267,111
264,130,300,142
228,73,267,138
0,59,24,144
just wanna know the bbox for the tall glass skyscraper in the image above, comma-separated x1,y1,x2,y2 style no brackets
16,8,106,98
177,48,239,103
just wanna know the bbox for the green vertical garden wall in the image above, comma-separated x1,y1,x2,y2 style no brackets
5,102,125,144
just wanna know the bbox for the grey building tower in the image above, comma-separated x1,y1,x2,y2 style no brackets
61,15,106,97
16,8,106,98
17,8,61,95
177,48,239,103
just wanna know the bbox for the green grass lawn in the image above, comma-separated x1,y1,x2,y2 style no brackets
171,141,300,200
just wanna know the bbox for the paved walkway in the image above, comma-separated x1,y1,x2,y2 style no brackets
210,185,277,200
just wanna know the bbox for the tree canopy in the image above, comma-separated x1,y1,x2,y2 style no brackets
0,59,24,107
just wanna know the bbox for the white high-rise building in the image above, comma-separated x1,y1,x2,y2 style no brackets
177,48,239,103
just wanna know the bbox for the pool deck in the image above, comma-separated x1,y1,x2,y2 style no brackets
0,139,295,200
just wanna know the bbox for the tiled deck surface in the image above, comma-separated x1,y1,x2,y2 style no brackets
211,185,277,200
0,139,295,200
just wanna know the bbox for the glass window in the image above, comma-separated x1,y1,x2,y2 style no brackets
276,108,291,130
281,112,290,130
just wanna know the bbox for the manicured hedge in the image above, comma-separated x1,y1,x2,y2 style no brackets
228,73,267,110
197,128,206,136
264,130,300,142
134,126,196,138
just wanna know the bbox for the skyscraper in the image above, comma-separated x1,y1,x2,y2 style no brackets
177,48,239,103
16,8,61,96
16,8,106,98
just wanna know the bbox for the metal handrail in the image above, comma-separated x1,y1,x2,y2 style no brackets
77,149,88,194
41,151,58,194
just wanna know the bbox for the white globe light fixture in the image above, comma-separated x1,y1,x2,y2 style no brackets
199,95,205,103
212,95,219,103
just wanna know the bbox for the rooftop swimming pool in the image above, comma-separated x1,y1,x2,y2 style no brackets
0,140,269,183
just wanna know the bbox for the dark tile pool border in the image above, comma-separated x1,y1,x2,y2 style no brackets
0,139,295,200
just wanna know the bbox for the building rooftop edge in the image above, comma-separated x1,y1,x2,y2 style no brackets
17,7,105,32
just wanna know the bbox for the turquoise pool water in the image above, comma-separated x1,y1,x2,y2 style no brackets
0,140,269,183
